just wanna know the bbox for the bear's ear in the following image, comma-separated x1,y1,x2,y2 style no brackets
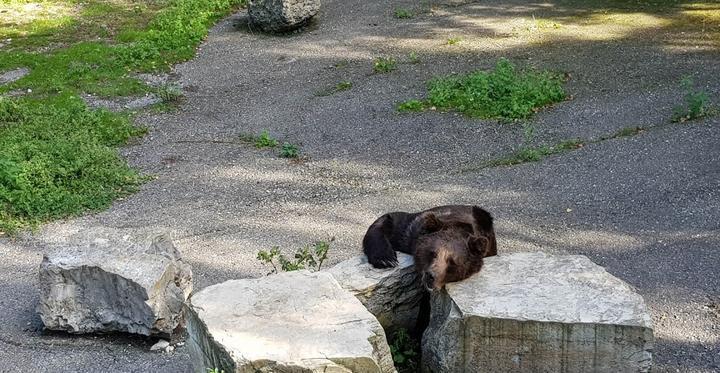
472,206,494,233
422,213,444,233
467,235,489,256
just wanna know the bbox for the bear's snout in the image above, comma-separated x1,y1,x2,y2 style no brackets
422,271,437,291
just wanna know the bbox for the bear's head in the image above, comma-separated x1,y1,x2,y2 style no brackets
413,214,490,291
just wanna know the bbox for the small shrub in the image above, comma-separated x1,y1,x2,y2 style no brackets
315,81,353,97
254,131,278,148
426,58,566,120
257,240,331,274
394,8,413,19
374,57,397,73
672,77,712,122
390,328,419,372
280,142,299,158
397,99,425,112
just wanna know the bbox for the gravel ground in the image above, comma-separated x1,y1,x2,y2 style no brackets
1,0,719,371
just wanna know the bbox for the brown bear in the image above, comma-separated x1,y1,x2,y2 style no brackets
362,205,497,290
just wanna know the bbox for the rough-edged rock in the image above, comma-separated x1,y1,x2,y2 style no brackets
422,252,654,373
151,339,170,352
248,0,320,33
0,67,29,85
186,270,396,373
327,253,423,334
37,231,192,336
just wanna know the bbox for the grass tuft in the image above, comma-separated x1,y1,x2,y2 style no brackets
394,8,414,19
397,99,425,112
373,57,397,73
426,58,566,120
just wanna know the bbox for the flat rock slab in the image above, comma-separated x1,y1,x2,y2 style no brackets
186,270,396,373
327,253,423,334
37,230,192,336
422,252,654,373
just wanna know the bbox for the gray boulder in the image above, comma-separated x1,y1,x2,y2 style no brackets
186,270,396,373
248,0,320,33
327,253,423,335
37,231,192,336
422,252,654,373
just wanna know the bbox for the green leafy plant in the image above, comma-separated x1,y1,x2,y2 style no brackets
373,57,397,73
424,58,566,120
390,328,419,372
672,77,712,122
397,99,425,112
336,81,353,91
257,240,331,274
446,36,462,45
408,51,420,64
280,142,299,158
207,368,225,373
254,131,279,148
156,84,183,104
0,96,145,235
394,8,414,19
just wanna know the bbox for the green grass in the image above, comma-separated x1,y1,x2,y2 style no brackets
408,51,420,64
0,0,246,235
397,99,425,112
424,59,566,120
315,80,352,96
446,36,462,45
394,8,414,19
280,143,300,158
481,139,584,168
373,57,397,73
0,96,145,234
253,131,279,148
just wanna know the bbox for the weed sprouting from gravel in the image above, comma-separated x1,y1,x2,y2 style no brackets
156,84,183,104
408,51,420,64
672,77,713,122
315,81,352,97
254,131,279,148
394,8,414,19
280,142,299,158
446,36,462,45
374,57,397,73
397,99,425,112
425,58,566,120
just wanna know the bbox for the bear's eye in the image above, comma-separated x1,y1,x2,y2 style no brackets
447,258,456,267
428,251,437,260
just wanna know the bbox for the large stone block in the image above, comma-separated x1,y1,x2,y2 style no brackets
186,270,396,373
422,252,654,373
37,231,192,336
327,253,423,334
248,0,320,33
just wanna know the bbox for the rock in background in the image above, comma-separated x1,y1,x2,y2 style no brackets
327,253,423,335
186,270,396,373
248,0,320,33
422,252,654,373
37,230,192,336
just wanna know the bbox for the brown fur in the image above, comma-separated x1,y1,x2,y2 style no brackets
362,205,496,290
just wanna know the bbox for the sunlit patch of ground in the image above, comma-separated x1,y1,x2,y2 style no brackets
0,0,165,51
